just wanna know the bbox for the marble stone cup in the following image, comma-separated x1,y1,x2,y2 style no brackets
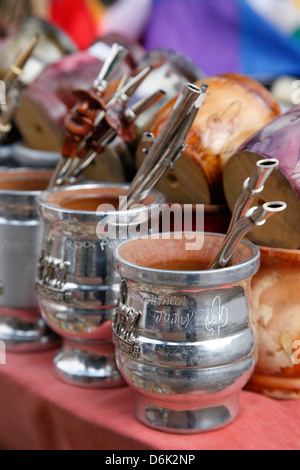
112,232,260,434
0,168,60,352
36,182,164,388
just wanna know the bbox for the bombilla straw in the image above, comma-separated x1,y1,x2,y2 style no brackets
90,65,153,135
56,65,154,186
227,158,279,234
209,201,287,270
47,43,129,189
93,43,128,93
88,64,153,135
120,83,208,210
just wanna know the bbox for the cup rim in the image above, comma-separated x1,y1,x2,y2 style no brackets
114,232,261,287
38,182,165,217
0,168,52,197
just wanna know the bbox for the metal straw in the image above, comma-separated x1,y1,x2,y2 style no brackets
119,83,208,210
3,35,39,91
56,65,154,186
47,43,129,189
209,201,287,270
227,158,280,234
62,89,166,184
92,43,128,94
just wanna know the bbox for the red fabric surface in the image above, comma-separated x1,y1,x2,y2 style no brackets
0,349,300,450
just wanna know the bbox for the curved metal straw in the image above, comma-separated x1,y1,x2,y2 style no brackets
65,86,165,184
209,201,287,270
227,158,279,234
58,65,154,185
119,83,208,210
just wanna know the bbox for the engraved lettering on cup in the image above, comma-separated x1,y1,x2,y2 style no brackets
154,311,195,329
181,312,195,329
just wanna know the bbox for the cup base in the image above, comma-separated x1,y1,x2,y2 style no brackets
53,341,126,389
135,392,240,434
0,314,61,353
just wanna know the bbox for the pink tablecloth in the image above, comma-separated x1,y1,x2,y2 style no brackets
0,349,299,450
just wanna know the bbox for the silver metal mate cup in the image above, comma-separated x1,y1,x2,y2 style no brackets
0,168,60,351
113,232,261,434
36,183,164,388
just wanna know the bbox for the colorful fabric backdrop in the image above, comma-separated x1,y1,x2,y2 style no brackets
144,0,300,80
50,0,300,80
50,0,107,49
50,0,151,49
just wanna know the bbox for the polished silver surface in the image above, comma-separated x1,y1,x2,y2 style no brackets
0,313,59,352
53,339,124,388
122,83,207,209
0,168,61,352
113,232,260,434
93,42,128,93
36,183,164,388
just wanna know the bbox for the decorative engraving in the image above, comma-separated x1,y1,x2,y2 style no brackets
203,101,242,154
129,289,188,307
36,236,73,302
205,296,229,340
154,311,195,329
112,279,141,359
36,284,73,303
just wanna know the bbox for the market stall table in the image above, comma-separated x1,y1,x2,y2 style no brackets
0,347,300,450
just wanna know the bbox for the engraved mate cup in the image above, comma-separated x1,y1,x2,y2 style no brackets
36,183,164,388
113,232,260,433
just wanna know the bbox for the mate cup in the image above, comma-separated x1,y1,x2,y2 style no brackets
36,183,164,388
113,232,260,433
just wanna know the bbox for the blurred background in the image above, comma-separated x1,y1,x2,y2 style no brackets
0,0,299,178
1,0,300,80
